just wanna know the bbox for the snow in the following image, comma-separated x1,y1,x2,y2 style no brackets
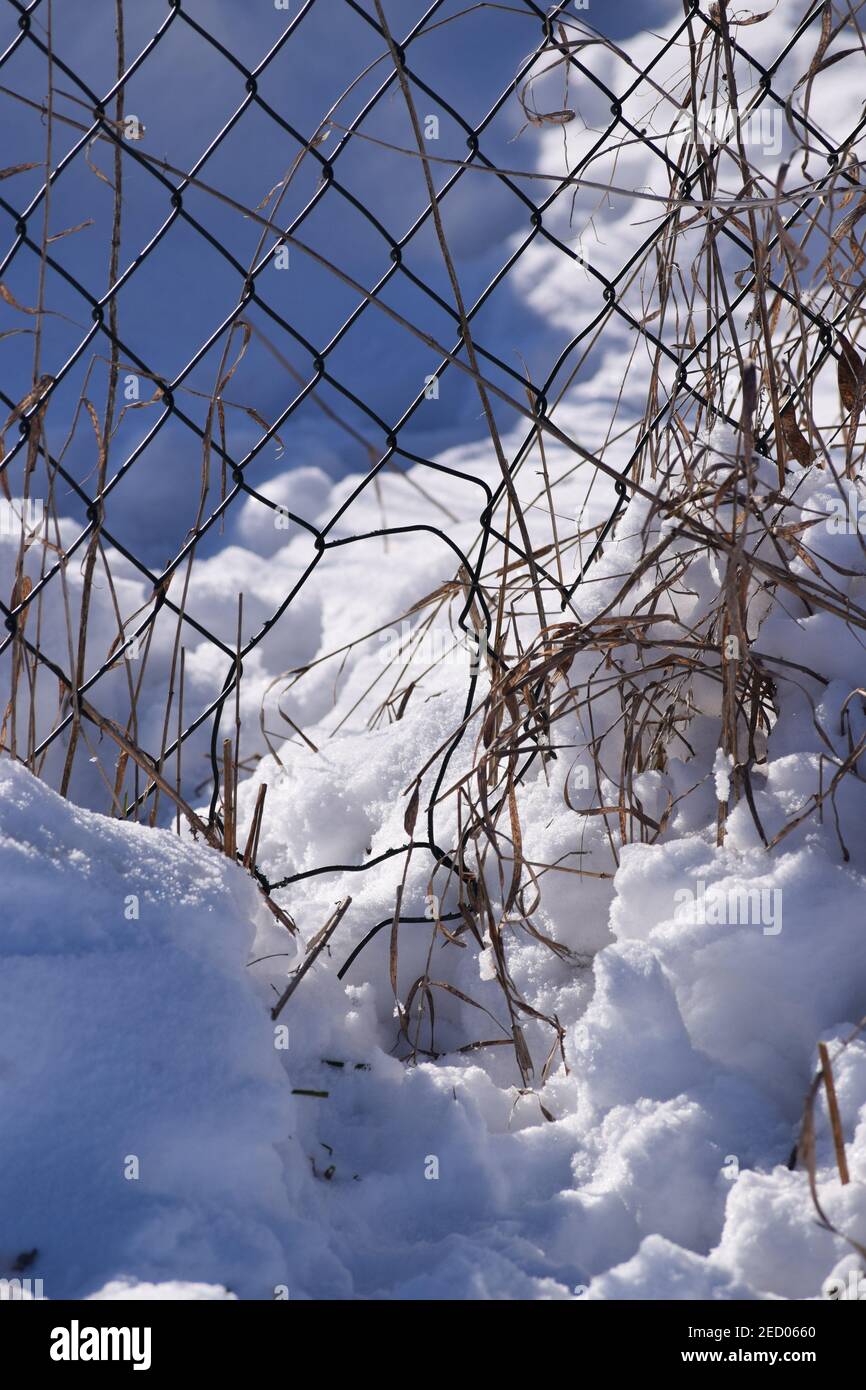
87,1280,237,1302
2,3,866,1303
712,749,734,804
0,758,306,1300
5,435,866,1300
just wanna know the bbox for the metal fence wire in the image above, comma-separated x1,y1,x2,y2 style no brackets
0,0,862,919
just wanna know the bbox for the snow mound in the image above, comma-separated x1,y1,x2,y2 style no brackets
0,760,298,1300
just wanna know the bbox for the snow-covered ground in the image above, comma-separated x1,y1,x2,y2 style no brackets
4,436,866,1300
2,2,866,1301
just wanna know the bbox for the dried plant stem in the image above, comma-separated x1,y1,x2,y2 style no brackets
271,897,352,1021
242,783,268,870
222,738,236,859
818,1041,850,1186
59,0,125,796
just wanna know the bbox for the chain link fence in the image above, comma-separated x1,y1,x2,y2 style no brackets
0,0,862,915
